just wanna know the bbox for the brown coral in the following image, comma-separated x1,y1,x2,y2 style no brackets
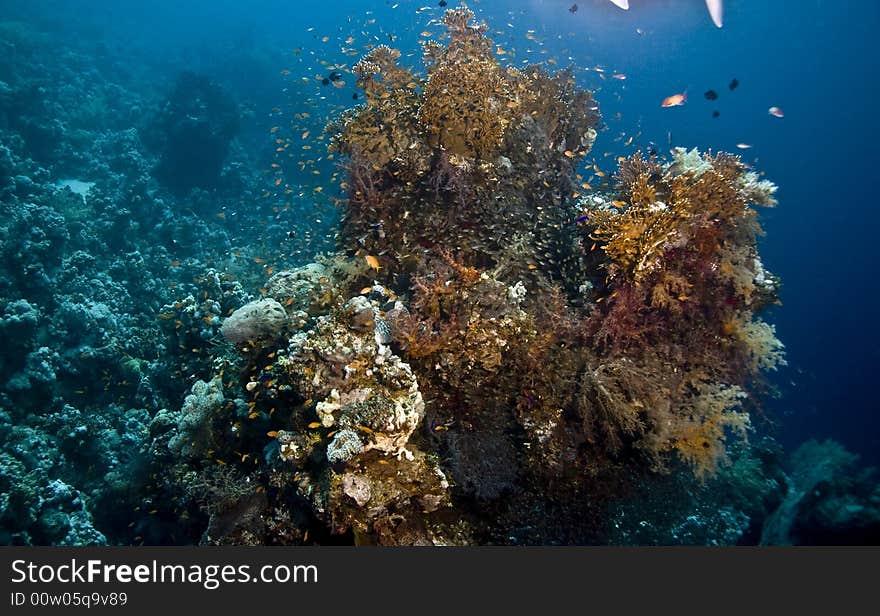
326,6,600,285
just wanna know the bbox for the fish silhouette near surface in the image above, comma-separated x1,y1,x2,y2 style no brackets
608,0,723,28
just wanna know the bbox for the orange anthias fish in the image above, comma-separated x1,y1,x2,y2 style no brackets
661,92,687,108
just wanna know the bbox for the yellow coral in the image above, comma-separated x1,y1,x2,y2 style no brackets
329,45,424,174
591,198,687,283
669,382,751,480
592,151,765,286
417,8,517,158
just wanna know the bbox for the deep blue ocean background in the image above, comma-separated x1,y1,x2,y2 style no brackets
0,0,877,545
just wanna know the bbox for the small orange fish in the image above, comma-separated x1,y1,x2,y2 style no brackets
307,422,322,429
365,255,381,271
267,431,279,438
661,92,687,108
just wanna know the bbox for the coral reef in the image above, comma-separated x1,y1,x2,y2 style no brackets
134,6,798,546
5,3,866,548
0,14,305,545
328,6,599,285
576,148,785,477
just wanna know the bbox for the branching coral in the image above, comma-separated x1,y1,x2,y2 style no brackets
400,250,534,391
332,45,424,174
418,8,517,159
575,148,783,476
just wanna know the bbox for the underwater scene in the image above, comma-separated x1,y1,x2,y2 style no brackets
0,0,877,546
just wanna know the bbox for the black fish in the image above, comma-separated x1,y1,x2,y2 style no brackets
729,78,739,90
569,4,578,13
704,89,718,100
328,71,342,82
439,0,447,6
352,93,359,100
321,78,330,86
712,110,720,118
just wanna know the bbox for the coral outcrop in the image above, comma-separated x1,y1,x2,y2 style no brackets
146,6,791,545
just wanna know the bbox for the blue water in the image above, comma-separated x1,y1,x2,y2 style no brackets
1,0,878,544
